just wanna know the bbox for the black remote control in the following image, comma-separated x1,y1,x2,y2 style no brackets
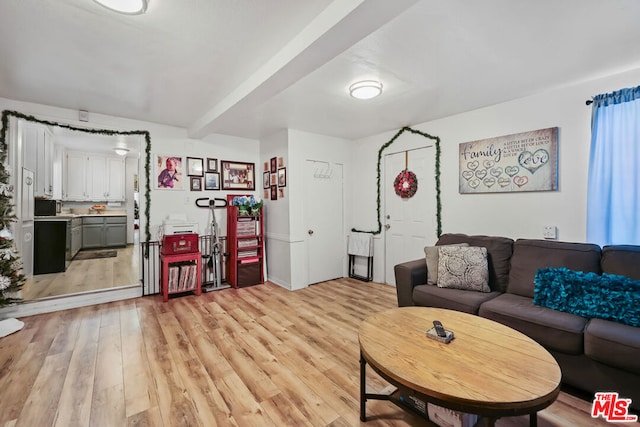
433,320,447,338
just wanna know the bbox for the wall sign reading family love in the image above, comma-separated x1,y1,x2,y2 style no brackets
459,127,558,194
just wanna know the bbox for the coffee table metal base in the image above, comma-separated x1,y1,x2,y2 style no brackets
360,352,539,427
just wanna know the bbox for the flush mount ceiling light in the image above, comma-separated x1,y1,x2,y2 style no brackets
114,139,130,156
93,0,148,15
349,80,383,100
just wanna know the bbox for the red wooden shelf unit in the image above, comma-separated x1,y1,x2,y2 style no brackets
160,251,202,302
226,194,265,288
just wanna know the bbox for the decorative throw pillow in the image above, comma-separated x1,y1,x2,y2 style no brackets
534,267,640,327
424,243,468,285
437,246,490,292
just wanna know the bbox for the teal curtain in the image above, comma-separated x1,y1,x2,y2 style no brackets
587,86,640,245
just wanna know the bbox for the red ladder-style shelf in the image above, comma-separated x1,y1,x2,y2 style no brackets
226,194,265,288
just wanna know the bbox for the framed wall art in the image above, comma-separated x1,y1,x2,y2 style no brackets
270,157,277,173
277,167,286,187
187,157,204,176
263,171,270,189
156,155,184,190
205,172,220,190
190,177,202,191
459,127,558,194
221,160,255,190
270,185,278,200
207,158,218,172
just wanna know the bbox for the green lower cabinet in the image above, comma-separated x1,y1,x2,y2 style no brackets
82,216,127,249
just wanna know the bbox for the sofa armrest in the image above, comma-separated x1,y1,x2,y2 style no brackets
394,259,427,307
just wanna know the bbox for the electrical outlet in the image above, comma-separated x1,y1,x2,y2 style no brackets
543,226,557,239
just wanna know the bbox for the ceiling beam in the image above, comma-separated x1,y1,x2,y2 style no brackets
187,0,419,139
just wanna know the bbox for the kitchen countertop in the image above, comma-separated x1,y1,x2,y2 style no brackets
35,213,128,220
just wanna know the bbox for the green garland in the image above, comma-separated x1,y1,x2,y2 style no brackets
352,126,441,237
0,110,152,258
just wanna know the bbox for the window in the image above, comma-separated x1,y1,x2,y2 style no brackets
587,86,640,246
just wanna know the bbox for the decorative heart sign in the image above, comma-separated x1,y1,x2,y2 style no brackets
469,179,480,188
505,166,519,177
513,176,529,187
490,167,503,177
518,149,549,174
483,177,496,187
475,169,487,179
498,177,511,187
462,170,474,181
483,160,495,169
467,160,479,170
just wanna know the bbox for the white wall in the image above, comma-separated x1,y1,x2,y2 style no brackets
260,129,290,288
261,128,350,290
350,68,640,283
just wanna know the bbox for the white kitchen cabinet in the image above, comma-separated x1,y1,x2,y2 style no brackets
87,154,108,200
21,121,53,198
63,151,125,202
63,151,88,201
106,156,125,201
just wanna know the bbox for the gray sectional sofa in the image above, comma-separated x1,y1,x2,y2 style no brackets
394,233,640,410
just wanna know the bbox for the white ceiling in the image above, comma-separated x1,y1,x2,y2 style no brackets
2,0,640,143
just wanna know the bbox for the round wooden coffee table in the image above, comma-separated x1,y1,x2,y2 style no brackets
359,307,561,426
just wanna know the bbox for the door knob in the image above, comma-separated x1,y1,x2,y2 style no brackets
386,214,390,219
384,224,390,230
308,229,314,235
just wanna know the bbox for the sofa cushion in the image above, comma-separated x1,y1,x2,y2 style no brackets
508,239,601,298
601,245,640,280
437,246,490,292
478,293,587,354
436,233,514,292
425,243,468,285
534,267,640,327
412,284,501,315
585,319,640,375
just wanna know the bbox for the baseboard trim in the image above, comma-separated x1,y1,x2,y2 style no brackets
0,285,143,318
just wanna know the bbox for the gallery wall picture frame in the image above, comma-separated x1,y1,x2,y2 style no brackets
270,157,277,173
263,171,270,189
187,157,204,176
221,160,256,190
270,174,276,185
270,185,278,200
156,154,184,190
190,177,202,191
205,172,220,190
207,158,218,172
277,167,287,187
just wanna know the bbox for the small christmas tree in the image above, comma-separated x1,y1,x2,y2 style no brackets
0,123,24,306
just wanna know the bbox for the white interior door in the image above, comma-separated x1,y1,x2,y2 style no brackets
384,147,437,285
305,161,344,284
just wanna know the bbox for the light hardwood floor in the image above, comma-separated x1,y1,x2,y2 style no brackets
21,245,140,300
0,279,636,426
